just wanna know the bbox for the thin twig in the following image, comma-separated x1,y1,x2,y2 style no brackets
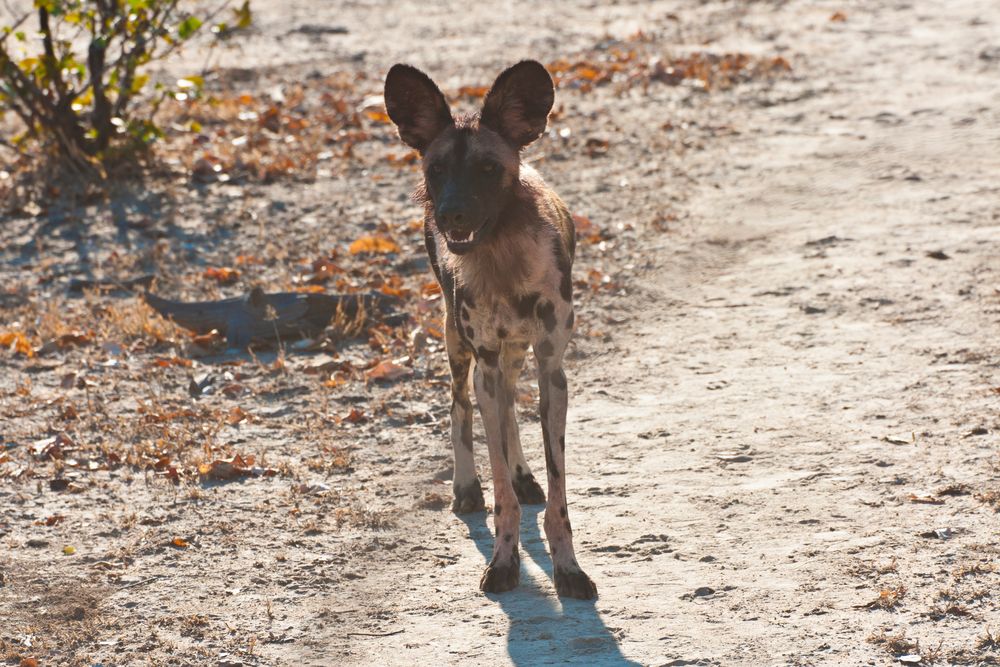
345,629,404,638
118,575,162,589
0,135,19,152
0,12,29,46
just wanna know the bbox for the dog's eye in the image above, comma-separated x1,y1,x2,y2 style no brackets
481,163,496,174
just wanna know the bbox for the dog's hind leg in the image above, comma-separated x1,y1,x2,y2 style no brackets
535,318,597,599
475,346,522,593
446,312,484,514
500,342,546,505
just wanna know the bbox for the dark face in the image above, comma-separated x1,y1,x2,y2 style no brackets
383,60,555,252
423,128,516,254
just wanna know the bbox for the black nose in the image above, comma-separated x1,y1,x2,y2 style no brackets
438,207,465,227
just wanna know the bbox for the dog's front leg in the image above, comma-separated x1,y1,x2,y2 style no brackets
500,343,546,505
536,327,598,599
474,353,521,593
445,312,484,513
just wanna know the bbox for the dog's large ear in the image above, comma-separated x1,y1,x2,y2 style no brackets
480,60,554,149
384,64,454,153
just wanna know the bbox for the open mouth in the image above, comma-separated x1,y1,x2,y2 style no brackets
442,223,486,252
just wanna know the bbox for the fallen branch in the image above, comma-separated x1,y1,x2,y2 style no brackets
144,287,403,347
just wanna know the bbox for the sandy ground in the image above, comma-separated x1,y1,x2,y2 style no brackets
2,1,999,665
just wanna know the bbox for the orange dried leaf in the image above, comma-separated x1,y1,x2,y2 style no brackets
0,331,34,357
191,330,224,346
830,11,847,22
34,515,65,526
227,406,248,425
203,267,240,284
293,284,327,293
171,536,190,548
152,357,193,368
770,56,792,72
387,150,419,166
349,235,401,255
457,85,489,98
324,371,350,388
379,284,411,298
302,256,343,283
56,331,92,348
344,407,368,423
365,359,413,382
573,214,596,234
365,109,391,123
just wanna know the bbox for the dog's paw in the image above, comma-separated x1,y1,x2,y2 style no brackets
554,567,598,600
513,472,546,505
452,478,486,514
480,556,521,594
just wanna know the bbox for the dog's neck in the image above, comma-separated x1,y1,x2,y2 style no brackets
439,171,545,303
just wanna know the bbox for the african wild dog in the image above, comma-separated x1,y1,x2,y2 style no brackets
384,61,596,599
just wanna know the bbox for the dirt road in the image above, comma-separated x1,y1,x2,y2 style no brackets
2,1,998,665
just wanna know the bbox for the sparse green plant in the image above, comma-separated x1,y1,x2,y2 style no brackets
0,0,251,173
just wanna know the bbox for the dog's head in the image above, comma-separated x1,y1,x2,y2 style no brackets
384,61,554,255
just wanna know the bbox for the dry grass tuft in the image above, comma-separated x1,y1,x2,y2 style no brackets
974,488,1000,511
861,585,907,610
978,628,999,651
868,630,918,655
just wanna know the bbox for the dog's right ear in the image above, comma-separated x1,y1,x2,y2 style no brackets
384,64,453,154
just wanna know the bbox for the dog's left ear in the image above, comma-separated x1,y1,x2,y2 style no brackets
480,60,554,149
384,64,454,153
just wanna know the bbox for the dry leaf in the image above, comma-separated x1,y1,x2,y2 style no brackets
35,515,65,526
366,359,413,382
344,407,368,424
364,109,391,123
0,331,34,357
227,406,248,425
203,267,240,284
191,330,224,346
387,151,419,167
349,235,401,255
456,85,489,98
324,372,350,387
55,331,93,348
292,284,327,293
198,454,260,481
584,137,610,157
171,537,190,548
152,357,193,368
908,493,945,505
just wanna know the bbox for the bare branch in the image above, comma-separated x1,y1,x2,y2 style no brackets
38,6,70,100
0,11,30,47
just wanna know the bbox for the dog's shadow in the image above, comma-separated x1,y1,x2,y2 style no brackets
458,506,641,666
